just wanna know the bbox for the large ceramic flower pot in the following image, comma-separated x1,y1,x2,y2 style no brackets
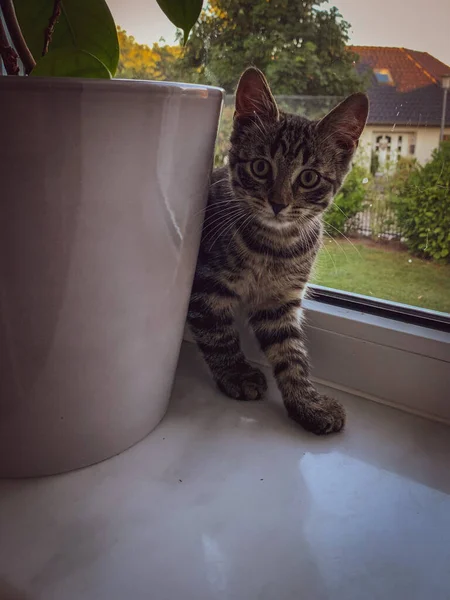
0,77,223,477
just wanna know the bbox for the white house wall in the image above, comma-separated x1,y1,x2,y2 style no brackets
357,125,450,169
414,127,450,163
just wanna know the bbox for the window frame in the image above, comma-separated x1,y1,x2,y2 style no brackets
373,68,395,85
301,294,450,424
308,284,450,333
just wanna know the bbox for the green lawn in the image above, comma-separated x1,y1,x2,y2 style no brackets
312,239,450,314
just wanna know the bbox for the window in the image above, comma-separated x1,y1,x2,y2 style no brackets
108,0,450,322
374,68,394,85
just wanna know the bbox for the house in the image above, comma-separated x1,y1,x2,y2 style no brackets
351,46,450,168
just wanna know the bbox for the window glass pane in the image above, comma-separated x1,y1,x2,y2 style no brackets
109,0,450,316
374,69,394,85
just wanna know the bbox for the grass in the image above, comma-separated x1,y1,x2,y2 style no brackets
312,238,450,314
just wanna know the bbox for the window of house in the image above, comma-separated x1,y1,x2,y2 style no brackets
374,68,394,85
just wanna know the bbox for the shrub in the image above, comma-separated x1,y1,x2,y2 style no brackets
365,158,418,241
385,156,418,195
394,142,450,262
324,165,370,236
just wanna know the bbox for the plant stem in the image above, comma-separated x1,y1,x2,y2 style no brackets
43,0,61,57
0,7,19,74
0,0,35,74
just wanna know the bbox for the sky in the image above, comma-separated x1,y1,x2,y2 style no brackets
108,0,450,67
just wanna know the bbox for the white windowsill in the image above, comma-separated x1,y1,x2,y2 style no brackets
2,342,450,599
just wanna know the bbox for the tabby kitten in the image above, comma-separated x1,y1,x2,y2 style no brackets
188,67,368,435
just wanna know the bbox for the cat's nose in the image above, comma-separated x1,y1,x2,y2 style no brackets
269,201,286,215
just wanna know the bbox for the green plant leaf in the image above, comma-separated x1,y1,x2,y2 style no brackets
156,0,203,44
31,47,111,78
14,0,119,76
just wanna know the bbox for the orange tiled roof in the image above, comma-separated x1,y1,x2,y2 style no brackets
350,46,450,126
351,46,450,92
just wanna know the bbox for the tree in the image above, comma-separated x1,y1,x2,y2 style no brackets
116,26,181,80
177,0,365,94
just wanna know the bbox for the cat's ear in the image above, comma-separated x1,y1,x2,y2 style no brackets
234,67,279,122
317,93,369,150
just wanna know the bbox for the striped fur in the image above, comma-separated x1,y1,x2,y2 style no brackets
188,68,368,435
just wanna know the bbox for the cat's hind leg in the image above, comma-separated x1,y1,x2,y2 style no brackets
188,277,267,401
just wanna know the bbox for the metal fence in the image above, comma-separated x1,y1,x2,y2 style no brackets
349,174,403,241
349,204,402,241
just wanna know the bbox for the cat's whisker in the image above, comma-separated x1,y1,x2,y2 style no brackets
208,213,247,251
201,205,245,226
324,231,350,261
187,205,244,238
209,177,230,187
191,199,243,220
201,198,243,210
324,222,362,258
317,237,337,274
331,202,350,220
202,205,247,228
202,210,247,245
201,206,245,226
226,212,255,252
202,215,247,246
294,218,320,254
252,120,266,142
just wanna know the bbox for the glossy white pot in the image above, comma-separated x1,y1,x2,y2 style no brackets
0,77,223,477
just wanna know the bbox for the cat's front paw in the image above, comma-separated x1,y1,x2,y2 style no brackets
216,363,267,401
286,392,345,435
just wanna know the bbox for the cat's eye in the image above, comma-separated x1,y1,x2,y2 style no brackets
298,169,321,189
250,159,271,178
